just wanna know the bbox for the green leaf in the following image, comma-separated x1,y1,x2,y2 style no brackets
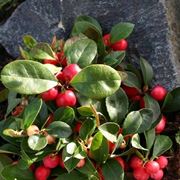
98,122,120,142
144,128,155,150
123,71,141,89
144,94,161,125
140,57,153,86
1,60,58,94
43,64,62,74
110,22,134,43
77,106,93,116
79,118,96,140
23,35,37,49
1,164,34,180
0,88,9,103
23,98,42,129
122,111,142,135
71,64,121,99
175,130,180,145
90,131,109,163
65,38,97,68
102,159,124,180
0,144,20,154
131,134,148,151
28,135,47,151
47,121,72,138
162,87,180,112
105,88,129,123
152,135,173,158
54,107,75,125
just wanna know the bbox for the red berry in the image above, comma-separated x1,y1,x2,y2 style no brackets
108,141,116,153
56,90,76,107
26,125,39,136
122,85,140,98
111,39,128,51
129,156,143,170
35,166,51,180
103,34,111,47
145,160,160,175
62,64,81,82
41,87,58,101
155,115,166,134
59,154,65,169
56,52,67,67
43,59,58,65
56,71,65,82
150,85,167,101
115,157,125,170
43,154,60,169
140,97,145,108
155,156,168,169
131,95,141,101
76,159,85,168
133,167,149,180
29,164,35,172
150,169,164,180
74,122,82,133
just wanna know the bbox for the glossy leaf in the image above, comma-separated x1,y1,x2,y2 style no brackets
98,122,120,142
47,121,72,138
23,98,42,129
65,38,97,68
102,159,124,180
71,64,121,99
105,88,129,123
140,57,153,86
144,128,155,150
77,106,93,116
152,135,173,158
110,22,134,43
90,131,109,163
28,135,47,151
1,60,58,94
131,134,148,151
43,64,62,74
23,35,37,49
0,144,20,154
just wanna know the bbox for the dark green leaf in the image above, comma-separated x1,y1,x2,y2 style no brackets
0,144,20,155
105,88,129,123
102,159,124,180
110,22,134,43
28,135,47,151
23,35,37,49
65,38,97,68
23,98,42,129
1,60,58,94
90,131,109,163
131,134,148,151
98,122,120,142
140,57,153,86
144,128,155,150
0,88,8,103
71,64,121,99
77,106,93,116
152,135,173,158
47,121,72,138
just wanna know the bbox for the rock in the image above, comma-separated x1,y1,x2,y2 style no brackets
0,0,179,90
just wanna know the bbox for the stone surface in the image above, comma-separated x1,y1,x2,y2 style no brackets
0,0,179,90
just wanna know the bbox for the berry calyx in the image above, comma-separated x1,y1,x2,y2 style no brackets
155,156,168,169
62,64,81,82
129,156,143,170
43,154,60,169
56,90,76,107
35,166,51,180
150,85,167,101
56,52,67,67
133,167,149,180
155,115,167,134
150,169,164,180
144,160,160,174
111,39,128,51
41,87,58,101
76,159,85,168
26,125,39,136
103,34,111,47
115,157,125,170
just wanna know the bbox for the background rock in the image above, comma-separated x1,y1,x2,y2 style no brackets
0,0,179,90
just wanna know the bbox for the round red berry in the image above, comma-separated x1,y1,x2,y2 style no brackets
155,156,168,169
150,169,164,180
103,34,111,47
115,157,125,170
35,166,51,180
129,156,143,170
111,39,128,51
76,159,85,168
122,85,140,98
145,160,160,175
43,154,60,169
59,154,65,169
56,71,65,83
150,85,167,101
56,90,76,107
155,115,166,134
74,122,82,133
56,52,67,67
62,64,81,82
133,167,149,180
41,87,58,101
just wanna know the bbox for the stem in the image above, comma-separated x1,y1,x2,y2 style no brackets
90,104,100,127
135,150,144,160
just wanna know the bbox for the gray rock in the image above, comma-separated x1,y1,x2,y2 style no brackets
0,0,179,90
